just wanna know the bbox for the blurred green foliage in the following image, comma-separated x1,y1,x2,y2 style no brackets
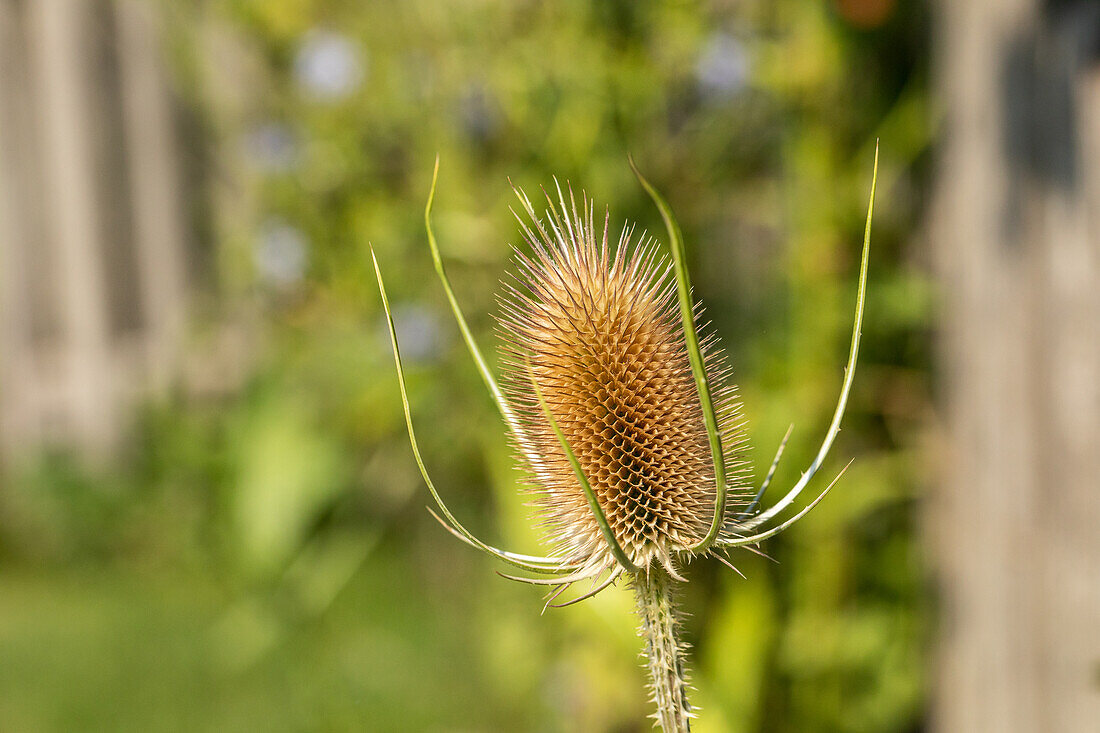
0,1,933,730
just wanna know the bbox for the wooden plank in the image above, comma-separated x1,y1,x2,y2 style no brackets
24,0,116,454
0,0,36,455
931,1,1100,730
113,0,188,393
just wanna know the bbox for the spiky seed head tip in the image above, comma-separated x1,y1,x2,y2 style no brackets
497,184,750,574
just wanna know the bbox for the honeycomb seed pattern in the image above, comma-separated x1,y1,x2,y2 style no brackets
497,187,750,572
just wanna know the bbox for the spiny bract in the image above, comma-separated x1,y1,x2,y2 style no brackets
497,187,751,578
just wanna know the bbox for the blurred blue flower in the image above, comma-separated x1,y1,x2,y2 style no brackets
294,30,365,101
696,33,750,99
458,84,500,144
255,219,308,288
244,122,299,173
382,304,444,364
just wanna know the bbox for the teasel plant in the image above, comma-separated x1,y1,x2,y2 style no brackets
372,144,878,731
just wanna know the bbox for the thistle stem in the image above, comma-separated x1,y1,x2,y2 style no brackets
633,569,692,732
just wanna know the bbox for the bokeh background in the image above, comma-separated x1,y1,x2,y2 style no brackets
1,1,1097,731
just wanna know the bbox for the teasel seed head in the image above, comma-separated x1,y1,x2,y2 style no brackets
374,149,876,731
497,186,751,576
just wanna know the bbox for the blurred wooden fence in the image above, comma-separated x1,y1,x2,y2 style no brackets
0,0,188,458
932,0,1100,731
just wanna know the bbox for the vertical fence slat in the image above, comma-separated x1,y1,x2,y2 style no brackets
24,0,116,453
932,1,1100,731
2,0,195,460
114,0,188,392
0,0,37,453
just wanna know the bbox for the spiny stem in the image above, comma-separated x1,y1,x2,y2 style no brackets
634,569,692,732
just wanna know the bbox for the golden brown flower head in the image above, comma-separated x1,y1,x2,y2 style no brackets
497,187,750,574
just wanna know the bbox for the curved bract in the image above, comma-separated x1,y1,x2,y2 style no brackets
725,142,878,537
629,157,728,553
371,250,574,575
372,143,878,603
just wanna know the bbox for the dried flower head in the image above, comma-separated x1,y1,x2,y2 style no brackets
372,149,877,731
497,187,749,578
373,150,876,593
